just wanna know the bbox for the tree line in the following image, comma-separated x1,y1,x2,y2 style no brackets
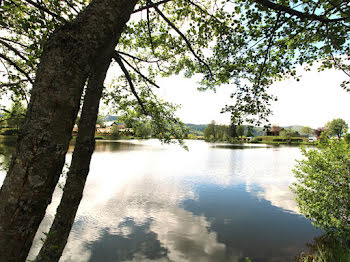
203,120,255,141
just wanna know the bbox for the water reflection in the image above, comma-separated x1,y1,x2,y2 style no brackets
0,140,320,261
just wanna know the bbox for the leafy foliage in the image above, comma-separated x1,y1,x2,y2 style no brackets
103,77,188,147
0,0,90,101
1,0,350,126
301,126,313,136
327,118,349,139
1,101,26,130
292,139,350,239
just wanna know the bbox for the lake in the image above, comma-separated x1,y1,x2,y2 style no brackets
0,140,320,262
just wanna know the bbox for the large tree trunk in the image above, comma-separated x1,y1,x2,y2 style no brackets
0,1,138,261
35,48,112,262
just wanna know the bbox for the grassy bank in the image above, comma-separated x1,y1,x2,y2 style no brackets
251,136,315,145
296,235,350,262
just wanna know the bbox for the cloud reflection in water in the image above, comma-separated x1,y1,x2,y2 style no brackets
21,140,319,261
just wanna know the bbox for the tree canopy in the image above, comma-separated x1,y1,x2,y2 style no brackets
0,0,350,261
327,118,349,139
1,0,349,124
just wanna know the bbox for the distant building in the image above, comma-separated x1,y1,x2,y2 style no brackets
73,121,133,135
308,136,317,142
266,126,284,136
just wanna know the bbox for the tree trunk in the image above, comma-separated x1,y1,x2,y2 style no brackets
0,1,138,261
35,47,112,262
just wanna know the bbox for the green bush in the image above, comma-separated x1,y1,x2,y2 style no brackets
292,139,350,239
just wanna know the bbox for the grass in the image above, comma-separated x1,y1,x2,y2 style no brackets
253,136,313,145
296,235,350,262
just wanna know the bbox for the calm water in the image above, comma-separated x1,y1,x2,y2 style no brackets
0,140,320,262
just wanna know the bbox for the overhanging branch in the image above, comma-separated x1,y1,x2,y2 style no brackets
132,0,174,13
23,0,66,23
113,52,148,115
0,53,33,84
116,51,161,89
0,39,32,67
255,0,347,23
152,2,214,78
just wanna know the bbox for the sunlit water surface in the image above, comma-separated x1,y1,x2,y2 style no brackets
0,140,320,262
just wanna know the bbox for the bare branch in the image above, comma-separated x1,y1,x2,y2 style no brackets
116,51,161,89
152,3,213,78
255,0,347,23
112,52,148,115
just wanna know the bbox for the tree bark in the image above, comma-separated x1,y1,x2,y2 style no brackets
34,46,112,262
0,1,138,261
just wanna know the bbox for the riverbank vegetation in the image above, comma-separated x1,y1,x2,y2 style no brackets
292,136,350,261
296,235,350,262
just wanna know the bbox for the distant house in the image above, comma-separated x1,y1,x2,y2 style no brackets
266,126,284,136
96,126,112,134
104,121,116,127
73,121,133,135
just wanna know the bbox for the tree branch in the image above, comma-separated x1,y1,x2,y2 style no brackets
0,53,33,84
117,50,165,64
152,3,214,78
146,1,167,74
256,12,282,87
0,80,28,88
186,0,222,24
255,0,347,23
112,52,148,115
116,51,161,88
0,39,33,67
132,0,174,14
330,52,350,78
0,37,28,49
23,0,66,23
63,0,79,14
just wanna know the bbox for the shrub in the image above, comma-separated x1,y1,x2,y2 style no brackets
292,139,350,239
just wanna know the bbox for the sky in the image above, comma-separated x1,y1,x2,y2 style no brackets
151,65,350,128
1,64,349,129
